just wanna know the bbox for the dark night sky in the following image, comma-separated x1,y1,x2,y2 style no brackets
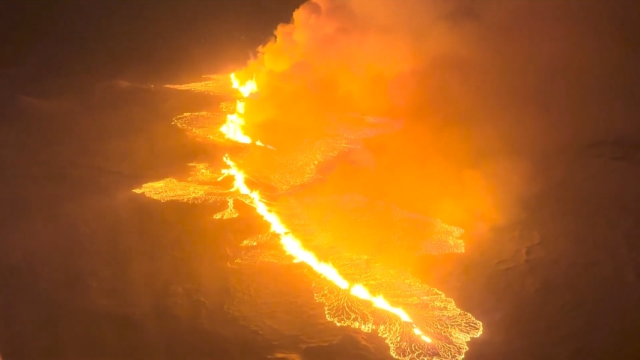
1,1,640,360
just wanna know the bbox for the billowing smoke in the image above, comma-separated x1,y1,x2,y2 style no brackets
137,2,640,358
228,0,524,233
232,0,638,234
239,0,416,115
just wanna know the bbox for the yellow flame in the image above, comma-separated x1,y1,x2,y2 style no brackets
221,155,432,343
231,73,258,98
220,74,258,144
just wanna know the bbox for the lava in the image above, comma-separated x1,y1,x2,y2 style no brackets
219,74,260,144
218,75,434,343
134,72,482,360
220,154,433,343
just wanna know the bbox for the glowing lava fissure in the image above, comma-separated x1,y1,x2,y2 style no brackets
220,155,433,344
219,74,262,145
135,72,487,358
216,73,434,343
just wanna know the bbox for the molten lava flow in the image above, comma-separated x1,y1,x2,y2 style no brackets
231,73,257,97
220,155,433,344
164,74,233,95
135,71,482,359
196,72,435,343
219,74,259,144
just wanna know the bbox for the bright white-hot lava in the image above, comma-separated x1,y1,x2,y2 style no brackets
231,73,257,97
218,75,433,343
135,71,483,359
219,74,258,144
220,154,432,343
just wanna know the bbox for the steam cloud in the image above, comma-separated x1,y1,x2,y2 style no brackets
232,0,639,235
234,0,540,233
140,1,639,358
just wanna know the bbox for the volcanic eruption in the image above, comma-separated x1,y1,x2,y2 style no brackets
134,1,483,358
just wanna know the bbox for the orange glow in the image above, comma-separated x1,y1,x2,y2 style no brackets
219,73,258,144
221,155,433,343
135,68,483,359
231,73,258,97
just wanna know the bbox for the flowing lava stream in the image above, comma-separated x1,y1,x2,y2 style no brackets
219,74,434,344
219,74,264,146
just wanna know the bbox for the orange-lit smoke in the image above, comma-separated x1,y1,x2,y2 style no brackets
235,0,418,122
232,0,535,232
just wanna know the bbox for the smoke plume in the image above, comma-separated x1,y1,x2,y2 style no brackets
234,0,638,233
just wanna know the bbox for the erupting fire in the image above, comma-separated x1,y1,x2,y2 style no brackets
221,154,432,343
135,71,483,360
231,73,257,97
217,75,433,343
219,74,259,144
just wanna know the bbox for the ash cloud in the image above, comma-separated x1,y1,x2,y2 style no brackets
235,0,640,232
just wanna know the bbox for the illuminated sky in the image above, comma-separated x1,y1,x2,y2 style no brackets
1,1,640,360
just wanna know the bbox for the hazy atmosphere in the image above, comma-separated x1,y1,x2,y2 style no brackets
1,1,639,359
